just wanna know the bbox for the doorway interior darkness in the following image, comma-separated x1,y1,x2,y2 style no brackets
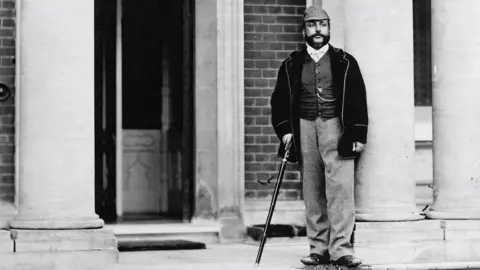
94,0,194,223
413,0,432,106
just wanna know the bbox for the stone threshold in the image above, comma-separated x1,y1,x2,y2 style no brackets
104,221,222,245
104,221,221,234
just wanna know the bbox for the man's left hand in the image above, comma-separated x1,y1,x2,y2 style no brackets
352,142,365,152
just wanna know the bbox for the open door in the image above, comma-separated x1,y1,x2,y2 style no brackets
95,0,195,223
95,0,118,223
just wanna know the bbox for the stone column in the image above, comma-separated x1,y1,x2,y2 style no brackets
194,0,219,220
344,0,422,221
427,1,480,219
10,0,105,229
216,0,245,215
216,0,245,240
194,0,245,241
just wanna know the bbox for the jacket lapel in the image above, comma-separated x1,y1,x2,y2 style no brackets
328,45,348,96
287,48,307,95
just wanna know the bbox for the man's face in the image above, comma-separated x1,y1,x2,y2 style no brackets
303,20,330,49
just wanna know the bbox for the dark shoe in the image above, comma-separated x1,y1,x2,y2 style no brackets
300,253,330,266
331,255,363,267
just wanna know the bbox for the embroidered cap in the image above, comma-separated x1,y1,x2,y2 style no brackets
303,5,330,22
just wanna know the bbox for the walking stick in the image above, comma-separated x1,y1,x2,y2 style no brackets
255,140,292,267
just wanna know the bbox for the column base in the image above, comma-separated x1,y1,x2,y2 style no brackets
426,210,480,220
355,211,424,222
11,228,118,269
11,228,117,252
218,215,246,244
14,249,118,270
0,229,13,252
10,217,104,229
354,220,480,265
354,220,444,265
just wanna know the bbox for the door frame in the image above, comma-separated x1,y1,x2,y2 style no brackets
94,0,195,222
115,0,123,217
181,0,195,222
95,0,118,223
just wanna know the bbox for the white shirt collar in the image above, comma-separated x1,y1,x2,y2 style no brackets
306,43,329,61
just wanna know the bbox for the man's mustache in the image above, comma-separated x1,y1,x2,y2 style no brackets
308,33,326,38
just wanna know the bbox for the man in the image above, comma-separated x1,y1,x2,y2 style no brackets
270,5,368,268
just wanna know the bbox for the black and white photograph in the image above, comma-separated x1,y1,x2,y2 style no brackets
0,0,478,269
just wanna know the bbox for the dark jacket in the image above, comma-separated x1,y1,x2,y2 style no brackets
270,45,368,163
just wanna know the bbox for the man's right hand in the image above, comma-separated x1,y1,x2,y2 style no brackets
282,133,293,150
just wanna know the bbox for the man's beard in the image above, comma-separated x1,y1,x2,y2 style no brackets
305,33,330,49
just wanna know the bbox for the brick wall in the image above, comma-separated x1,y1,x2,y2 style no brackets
0,0,15,204
244,0,305,201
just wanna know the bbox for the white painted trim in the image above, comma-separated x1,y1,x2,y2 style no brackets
115,0,123,217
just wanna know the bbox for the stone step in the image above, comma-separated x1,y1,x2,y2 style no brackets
110,260,480,270
104,222,221,246
111,241,480,270
245,221,480,265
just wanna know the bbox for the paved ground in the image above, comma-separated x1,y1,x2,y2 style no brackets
113,243,370,270
111,243,480,270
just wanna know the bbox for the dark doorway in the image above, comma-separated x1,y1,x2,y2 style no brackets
94,0,195,223
413,0,432,106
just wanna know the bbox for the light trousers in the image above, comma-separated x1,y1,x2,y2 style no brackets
299,117,355,260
